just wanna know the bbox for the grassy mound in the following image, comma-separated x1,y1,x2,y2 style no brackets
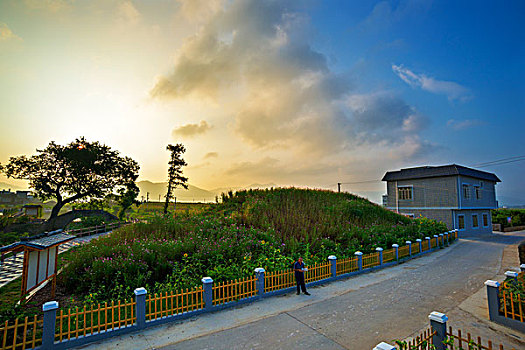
61,188,447,302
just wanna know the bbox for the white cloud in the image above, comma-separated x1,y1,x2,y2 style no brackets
447,118,485,130
0,23,22,42
392,64,472,101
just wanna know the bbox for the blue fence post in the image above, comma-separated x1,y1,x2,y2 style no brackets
416,239,422,254
484,280,501,321
202,277,214,310
429,311,448,350
328,255,337,278
375,248,383,265
406,241,412,257
444,232,449,246
254,268,265,298
134,287,147,329
392,244,399,261
433,235,439,248
373,342,396,350
42,301,58,350
355,251,363,270
425,236,431,250
439,233,444,247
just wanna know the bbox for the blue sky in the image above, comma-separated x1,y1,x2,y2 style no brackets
0,0,523,204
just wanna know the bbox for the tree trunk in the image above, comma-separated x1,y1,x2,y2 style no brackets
163,181,172,214
49,200,64,220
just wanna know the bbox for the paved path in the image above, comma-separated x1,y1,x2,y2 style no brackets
0,231,110,288
77,232,525,350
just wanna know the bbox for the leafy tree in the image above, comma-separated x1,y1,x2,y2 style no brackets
164,144,188,214
1,137,139,220
117,182,140,220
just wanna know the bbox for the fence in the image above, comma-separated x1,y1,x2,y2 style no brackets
0,316,42,350
65,222,126,238
1,230,458,350
375,311,516,350
485,271,525,332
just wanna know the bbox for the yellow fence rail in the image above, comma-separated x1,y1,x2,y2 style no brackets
398,245,410,259
422,240,430,251
411,243,420,255
395,328,435,349
0,316,42,350
430,238,437,249
213,276,257,306
336,257,358,275
446,326,516,350
146,286,204,321
362,252,380,269
383,248,396,263
304,262,331,284
499,273,525,322
265,269,296,292
55,299,135,342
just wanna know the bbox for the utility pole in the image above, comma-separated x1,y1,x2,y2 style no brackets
337,183,341,193
158,194,161,202
146,192,149,203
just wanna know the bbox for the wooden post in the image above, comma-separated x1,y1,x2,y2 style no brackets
52,246,59,298
20,248,29,302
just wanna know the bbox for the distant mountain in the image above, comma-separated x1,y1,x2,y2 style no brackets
137,181,216,202
211,183,277,195
497,195,525,208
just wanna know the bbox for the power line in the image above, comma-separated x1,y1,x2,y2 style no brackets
471,155,525,167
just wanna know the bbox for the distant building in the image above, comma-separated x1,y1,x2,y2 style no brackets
0,190,35,205
23,204,43,218
382,164,500,234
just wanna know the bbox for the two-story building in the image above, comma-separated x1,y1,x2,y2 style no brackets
382,164,500,235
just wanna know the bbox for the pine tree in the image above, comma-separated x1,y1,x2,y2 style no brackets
164,144,188,214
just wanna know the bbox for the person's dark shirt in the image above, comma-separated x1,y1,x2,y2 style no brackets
294,261,305,274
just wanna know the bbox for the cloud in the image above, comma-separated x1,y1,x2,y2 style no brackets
203,152,218,159
152,0,436,164
23,0,73,13
392,64,472,101
117,1,141,26
0,23,22,42
447,118,486,130
172,120,212,138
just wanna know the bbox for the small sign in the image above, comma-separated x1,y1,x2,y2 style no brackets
507,217,512,223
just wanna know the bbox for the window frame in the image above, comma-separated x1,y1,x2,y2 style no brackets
462,184,471,200
458,214,465,230
474,186,482,200
397,185,413,201
472,214,479,229
482,213,489,227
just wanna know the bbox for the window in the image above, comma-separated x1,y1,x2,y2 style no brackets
458,215,465,230
472,214,479,228
462,184,470,199
483,213,488,227
398,186,413,200
475,186,482,200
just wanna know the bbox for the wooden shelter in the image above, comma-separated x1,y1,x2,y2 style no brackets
0,230,75,301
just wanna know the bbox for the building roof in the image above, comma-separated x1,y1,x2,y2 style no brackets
0,230,75,253
382,164,501,182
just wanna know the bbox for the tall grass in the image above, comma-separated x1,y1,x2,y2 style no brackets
61,188,447,302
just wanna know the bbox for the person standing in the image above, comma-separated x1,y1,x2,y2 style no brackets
293,257,310,295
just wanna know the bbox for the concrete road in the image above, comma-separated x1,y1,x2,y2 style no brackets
77,232,525,350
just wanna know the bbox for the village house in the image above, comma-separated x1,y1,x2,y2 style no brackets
382,164,500,234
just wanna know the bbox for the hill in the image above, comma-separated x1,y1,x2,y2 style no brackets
137,181,215,202
62,187,447,301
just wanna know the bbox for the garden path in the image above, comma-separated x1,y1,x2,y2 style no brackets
76,231,525,350
0,230,111,289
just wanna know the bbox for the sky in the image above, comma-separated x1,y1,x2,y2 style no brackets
0,0,524,204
